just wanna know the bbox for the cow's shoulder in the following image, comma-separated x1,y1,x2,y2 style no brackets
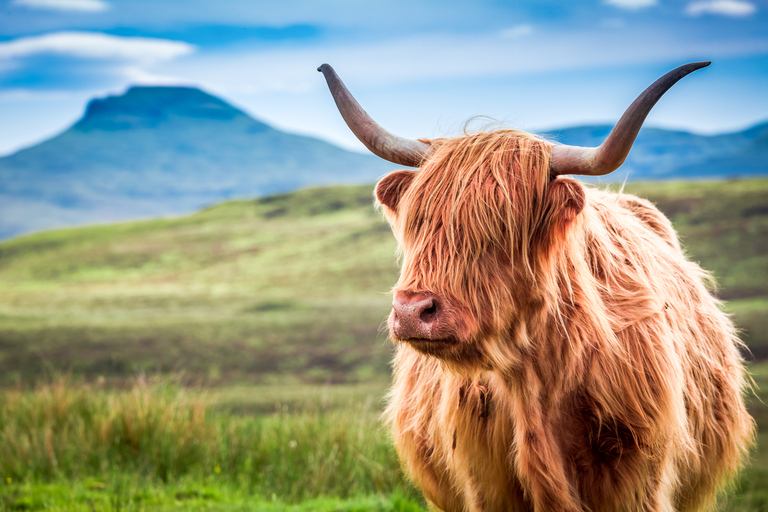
585,188,681,251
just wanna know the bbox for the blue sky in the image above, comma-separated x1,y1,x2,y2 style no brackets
0,0,767,155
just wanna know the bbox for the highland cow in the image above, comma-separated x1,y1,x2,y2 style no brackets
319,62,754,512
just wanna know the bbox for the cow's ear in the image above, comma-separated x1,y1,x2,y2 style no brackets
375,170,416,213
543,177,585,237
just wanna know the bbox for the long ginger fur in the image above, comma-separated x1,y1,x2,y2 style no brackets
377,130,754,512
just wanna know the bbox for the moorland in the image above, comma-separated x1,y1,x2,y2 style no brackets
0,178,766,510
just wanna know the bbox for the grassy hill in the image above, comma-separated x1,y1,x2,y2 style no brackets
0,179,766,385
0,186,398,385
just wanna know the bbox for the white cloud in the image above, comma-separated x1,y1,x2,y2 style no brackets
604,0,657,10
12,0,109,12
499,25,534,39
170,29,768,96
0,32,195,63
686,0,757,16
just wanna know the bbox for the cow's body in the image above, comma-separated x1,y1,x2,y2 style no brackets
378,133,753,512
318,62,754,512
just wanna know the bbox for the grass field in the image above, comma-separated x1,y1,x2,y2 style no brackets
0,376,425,511
1,365,767,512
0,178,767,510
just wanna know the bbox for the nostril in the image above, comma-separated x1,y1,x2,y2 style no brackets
420,300,439,324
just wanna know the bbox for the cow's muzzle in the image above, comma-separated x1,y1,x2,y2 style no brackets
390,291,454,343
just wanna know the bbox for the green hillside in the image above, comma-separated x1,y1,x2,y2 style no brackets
0,179,766,384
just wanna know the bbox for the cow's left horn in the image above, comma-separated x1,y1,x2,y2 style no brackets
318,64,433,168
550,61,710,177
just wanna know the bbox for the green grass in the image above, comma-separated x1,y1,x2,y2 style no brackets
1,367,768,512
0,179,766,386
1,483,425,512
0,376,426,512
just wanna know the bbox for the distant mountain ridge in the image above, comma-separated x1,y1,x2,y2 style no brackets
0,86,393,239
543,122,768,181
0,85,765,240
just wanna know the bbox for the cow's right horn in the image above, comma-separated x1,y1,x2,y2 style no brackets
550,61,711,177
318,64,433,168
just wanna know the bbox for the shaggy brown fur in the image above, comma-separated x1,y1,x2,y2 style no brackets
376,130,754,512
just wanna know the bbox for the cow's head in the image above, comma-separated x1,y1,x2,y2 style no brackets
374,131,588,366
318,62,709,367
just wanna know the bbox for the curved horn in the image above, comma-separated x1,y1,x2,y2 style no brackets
551,61,711,176
318,64,432,168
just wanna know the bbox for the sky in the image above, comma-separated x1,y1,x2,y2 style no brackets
0,0,767,156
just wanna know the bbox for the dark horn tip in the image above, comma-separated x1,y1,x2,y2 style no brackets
692,61,711,69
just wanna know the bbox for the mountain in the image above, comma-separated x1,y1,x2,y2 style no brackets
0,86,393,239
0,85,766,240
544,122,768,181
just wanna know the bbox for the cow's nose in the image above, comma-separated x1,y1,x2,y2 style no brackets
391,292,442,340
